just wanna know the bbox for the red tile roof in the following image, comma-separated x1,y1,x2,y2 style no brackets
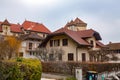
76,29,94,37
10,24,23,33
40,28,103,47
74,17,86,24
20,32,43,40
76,29,102,40
96,41,105,48
1,19,11,26
22,20,51,34
0,22,2,24
106,42,120,50
0,20,23,33
64,17,87,28
54,28,101,40
53,28,90,45
0,22,2,32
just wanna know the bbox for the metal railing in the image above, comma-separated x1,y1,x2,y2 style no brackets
97,71,120,80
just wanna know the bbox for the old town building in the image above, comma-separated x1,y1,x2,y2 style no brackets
0,19,51,58
40,18,105,62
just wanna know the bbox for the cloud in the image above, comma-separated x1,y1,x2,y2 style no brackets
0,0,120,44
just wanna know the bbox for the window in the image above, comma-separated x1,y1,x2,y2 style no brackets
58,54,62,61
49,54,54,61
70,25,75,31
22,42,26,47
19,52,23,57
29,43,32,49
43,34,45,38
54,39,60,46
62,39,68,46
33,52,35,55
90,40,94,47
30,52,32,55
4,32,7,35
5,26,8,30
118,50,120,53
50,39,60,47
50,40,53,47
26,31,30,34
82,53,86,62
68,53,74,61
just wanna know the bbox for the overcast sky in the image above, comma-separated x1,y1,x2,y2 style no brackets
0,0,120,44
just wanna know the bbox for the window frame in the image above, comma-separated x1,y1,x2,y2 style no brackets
54,39,60,47
50,40,53,47
82,53,86,62
62,39,68,46
68,53,74,61
49,54,54,61
29,42,33,49
58,53,62,61
90,40,94,47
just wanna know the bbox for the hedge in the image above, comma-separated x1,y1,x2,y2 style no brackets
0,58,42,80
42,61,120,75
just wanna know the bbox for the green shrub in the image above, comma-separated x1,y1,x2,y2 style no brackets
42,62,120,75
66,77,77,80
16,57,23,62
0,58,42,80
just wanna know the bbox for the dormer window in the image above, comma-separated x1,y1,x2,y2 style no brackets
43,34,45,38
70,25,75,31
90,40,94,47
5,26,8,30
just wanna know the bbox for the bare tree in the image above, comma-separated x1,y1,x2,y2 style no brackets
89,48,111,62
36,47,64,61
36,48,48,61
48,48,64,61
111,54,119,61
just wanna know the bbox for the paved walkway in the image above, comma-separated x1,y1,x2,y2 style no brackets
41,78,56,80
41,73,72,80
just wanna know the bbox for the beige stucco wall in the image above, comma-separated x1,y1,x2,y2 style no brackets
46,34,90,61
86,37,100,50
37,32,48,38
77,48,89,61
67,26,86,31
76,26,86,31
0,25,20,36
0,25,13,36
20,40,41,58
19,41,27,57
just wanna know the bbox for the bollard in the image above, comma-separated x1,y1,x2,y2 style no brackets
75,67,82,80
101,74,105,80
89,76,92,80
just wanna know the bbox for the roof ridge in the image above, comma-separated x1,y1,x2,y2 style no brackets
108,42,120,44
2,19,11,26
74,17,86,23
24,20,42,24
